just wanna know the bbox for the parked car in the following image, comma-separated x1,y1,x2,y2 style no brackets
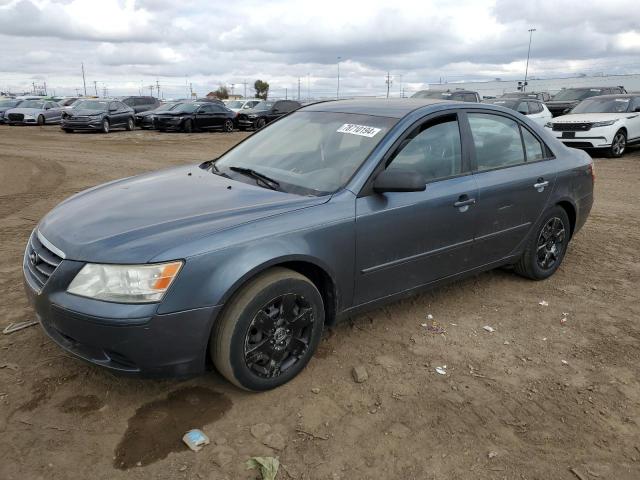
546,86,627,117
544,94,640,157
134,102,182,129
24,99,593,390
0,98,24,123
500,92,551,102
483,98,552,126
117,96,161,114
411,89,481,102
226,99,262,112
155,102,237,133
5,100,62,125
237,100,301,130
60,99,135,133
58,97,80,108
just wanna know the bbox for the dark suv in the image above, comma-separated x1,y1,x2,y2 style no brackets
118,96,161,113
237,100,302,130
546,86,627,117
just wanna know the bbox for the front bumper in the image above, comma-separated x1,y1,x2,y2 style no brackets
155,119,183,131
23,256,220,378
549,128,614,149
61,118,103,131
238,117,257,128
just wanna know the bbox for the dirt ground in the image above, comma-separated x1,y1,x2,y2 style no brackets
1,125,639,480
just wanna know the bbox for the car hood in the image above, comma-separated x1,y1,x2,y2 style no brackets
6,107,45,115
65,108,106,116
38,165,328,263
551,113,635,123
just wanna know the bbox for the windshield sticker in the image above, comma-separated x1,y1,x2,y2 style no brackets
590,89,602,92
337,124,381,138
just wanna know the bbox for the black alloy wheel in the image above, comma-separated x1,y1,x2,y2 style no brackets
609,130,626,158
223,119,234,132
536,217,566,270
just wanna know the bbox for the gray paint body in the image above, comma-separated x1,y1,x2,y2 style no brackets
25,99,594,377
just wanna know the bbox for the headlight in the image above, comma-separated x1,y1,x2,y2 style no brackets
591,120,618,127
67,261,183,303
544,122,553,128
24,114,35,119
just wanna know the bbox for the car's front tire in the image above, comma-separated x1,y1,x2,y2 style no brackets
37,115,45,125
126,117,134,131
211,267,325,391
183,119,193,133
608,129,626,158
514,206,571,280
255,118,266,129
101,118,110,134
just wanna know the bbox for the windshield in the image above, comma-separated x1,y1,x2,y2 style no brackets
214,111,397,195
155,102,180,112
571,97,631,114
485,99,520,109
0,99,21,108
59,98,78,106
20,100,45,109
552,88,603,102
227,101,244,108
252,101,273,111
74,100,109,110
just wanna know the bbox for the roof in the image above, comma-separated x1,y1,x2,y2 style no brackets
301,98,452,118
580,93,638,98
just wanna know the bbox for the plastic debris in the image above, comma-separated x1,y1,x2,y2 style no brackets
483,325,495,333
425,322,446,334
246,456,280,480
3,320,39,335
182,429,210,452
311,387,320,394
488,451,498,459
539,300,549,307
435,366,447,375
560,313,569,324
426,314,434,320
561,360,569,365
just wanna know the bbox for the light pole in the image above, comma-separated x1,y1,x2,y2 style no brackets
523,28,536,92
337,56,341,99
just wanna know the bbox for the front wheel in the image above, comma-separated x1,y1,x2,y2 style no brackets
255,118,266,129
514,206,571,280
101,118,110,134
211,268,325,391
183,119,193,133
609,130,626,158
37,115,45,125
126,117,134,131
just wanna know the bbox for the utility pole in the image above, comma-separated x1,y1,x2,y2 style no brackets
43,81,47,96
398,74,402,98
285,87,288,100
149,85,154,96
156,79,161,99
231,83,235,96
337,56,342,99
93,81,98,97
32,82,36,94
189,83,193,98
523,28,536,93
385,72,392,99
242,80,248,98
307,73,310,101
81,62,87,96
297,77,301,101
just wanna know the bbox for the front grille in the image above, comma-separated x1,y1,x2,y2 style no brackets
24,231,64,293
8,113,24,122
552,123,592,132
562,142,594,148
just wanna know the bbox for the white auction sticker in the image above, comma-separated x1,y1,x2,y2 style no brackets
337,124,381,138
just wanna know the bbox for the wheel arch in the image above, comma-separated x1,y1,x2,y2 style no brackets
555,199,576,238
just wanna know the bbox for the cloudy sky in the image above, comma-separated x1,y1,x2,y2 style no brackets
1,0,639,98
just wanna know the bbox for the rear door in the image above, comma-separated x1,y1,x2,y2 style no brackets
195,104,215,129
463,111,557,266
354,111,478,305
209,104,228,128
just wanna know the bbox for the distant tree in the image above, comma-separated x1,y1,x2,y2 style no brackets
254,80,269,100
213,85,229,99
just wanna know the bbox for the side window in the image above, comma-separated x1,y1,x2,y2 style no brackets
463,93,478,102
210,104,225,113
118,102,128,110
134,98,147,106
387,116,462,181
521,128,545,161
468,113,525,171
198,104,213,113
630,96,640,112
122,98,134,106
529,101,542,114
516,101,529,114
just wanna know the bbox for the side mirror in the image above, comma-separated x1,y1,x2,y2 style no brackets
635,106,640,112
373,169,426,193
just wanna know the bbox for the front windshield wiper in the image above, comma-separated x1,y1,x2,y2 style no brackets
229,166,280,190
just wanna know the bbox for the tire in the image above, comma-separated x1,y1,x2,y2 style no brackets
211,267,325,391
183,119,193,133
101,118,110,134
223,119,234,132
63,128,73,133
608,129,626,158
255,118,266,129
514,206,571,280
37,115,45,125
126,117,134,131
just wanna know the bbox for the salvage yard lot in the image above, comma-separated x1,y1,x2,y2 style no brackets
1,125,639,480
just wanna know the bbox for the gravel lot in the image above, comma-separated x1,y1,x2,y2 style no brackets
1,125,639,480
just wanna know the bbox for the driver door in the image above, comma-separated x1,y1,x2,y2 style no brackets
354,112,478,305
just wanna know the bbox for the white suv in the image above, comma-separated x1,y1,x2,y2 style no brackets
545,94,640,157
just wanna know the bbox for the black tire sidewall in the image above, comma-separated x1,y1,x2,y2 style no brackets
127,117,134,130
220,276,324,391
224,119,233,132
102,118,109,133
256,118,266,129
610,130,626,158
37,115,44,125
525,206,571,279
183,119,193,133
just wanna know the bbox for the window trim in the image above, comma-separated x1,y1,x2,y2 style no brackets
461,109,555,174
358,109,473,197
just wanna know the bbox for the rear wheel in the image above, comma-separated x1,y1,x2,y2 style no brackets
609,130,626,158
37,115,45,125
211,268,324,391
223,119,234,132
126,117,134,131
183,119,193,133
514,206,571,280
101,118,110,134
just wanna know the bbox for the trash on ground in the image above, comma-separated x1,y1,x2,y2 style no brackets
426,314,434,320
539,300,549,307
3,320,39,335
435,366,447,375
488,451,498,459
483,325,495,333
424,322,446,334
246,456,280,480
560,315,568,324
311,387,320,394
182,429,210,452
561,360,569,365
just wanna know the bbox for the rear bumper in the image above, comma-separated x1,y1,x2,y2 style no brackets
24,260,221,378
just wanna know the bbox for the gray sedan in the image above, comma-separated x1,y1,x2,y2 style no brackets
24,99,593,391
5,100,62,125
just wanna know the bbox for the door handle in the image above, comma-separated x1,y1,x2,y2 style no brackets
533,180,549,191
454,196,476,212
